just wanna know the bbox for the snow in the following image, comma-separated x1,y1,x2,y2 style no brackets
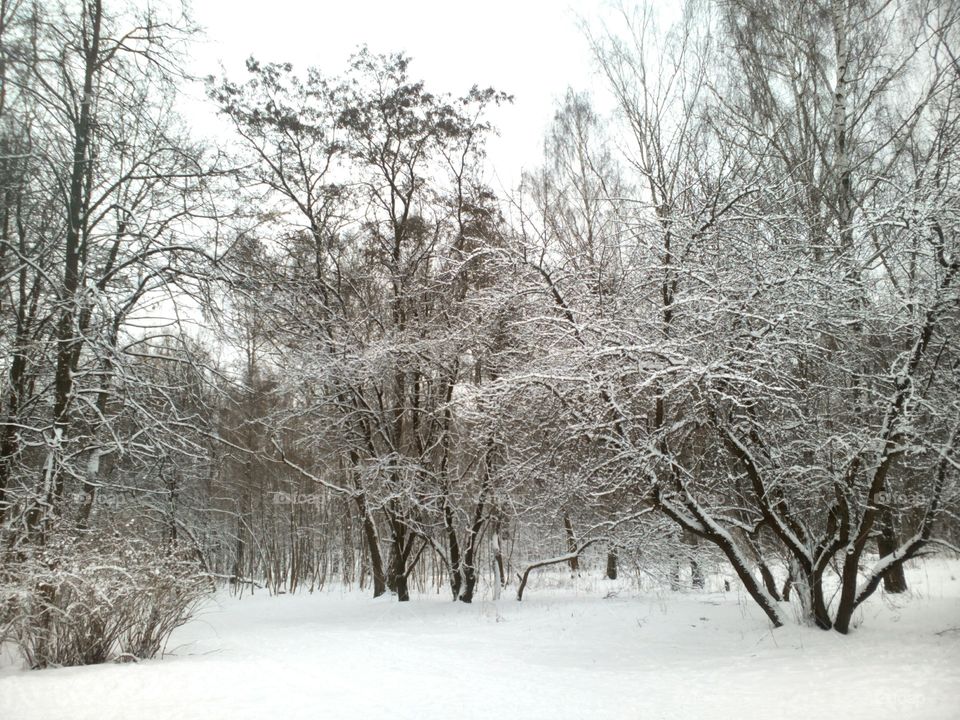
2,559,958,720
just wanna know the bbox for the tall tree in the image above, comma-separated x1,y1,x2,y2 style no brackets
209,50,509,601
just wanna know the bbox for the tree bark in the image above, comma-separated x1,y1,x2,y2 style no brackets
563,513,580,572
492,520,506,591
458,488,487,603
605,548,618,580
877,509,908,593
47,0,103,516
443,500,462,600
354,494,386,597
691,558,705,589
758,562,781,601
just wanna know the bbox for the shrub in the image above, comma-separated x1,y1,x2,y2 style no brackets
0,533,211,668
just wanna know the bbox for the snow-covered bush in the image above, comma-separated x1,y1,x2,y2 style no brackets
0,534,210,668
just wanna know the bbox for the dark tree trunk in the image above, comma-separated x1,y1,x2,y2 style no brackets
386,518,411,602
690,558,705,589
75,361,114,530
834,550,862,634
460,564,477,603
46,0,103,518
758,562,781,601
385,542,399,594
493,525,506,589
458,491,487,603
393,570,409,602
232,535,244,584
811,567,832,630
563,513,579,572
657,497,785,627
605,548,618,580
231,508,246,593
354,494,385,597
877,510,908,593
725,553,784,627
0,284,33,523
459,528,478,601
444,501,462,600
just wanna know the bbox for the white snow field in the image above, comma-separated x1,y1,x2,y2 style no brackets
2,558,958,720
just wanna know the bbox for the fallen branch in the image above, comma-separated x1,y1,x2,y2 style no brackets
204,572,264,590
516,539,599,601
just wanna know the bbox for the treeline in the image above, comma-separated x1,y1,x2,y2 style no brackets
1,0,959,667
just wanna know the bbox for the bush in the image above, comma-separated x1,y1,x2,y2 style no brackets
0,533,211,668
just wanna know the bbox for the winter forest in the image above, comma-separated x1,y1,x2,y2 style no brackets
1,0,959,717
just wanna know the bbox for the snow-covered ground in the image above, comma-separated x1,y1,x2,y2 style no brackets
2,558,958,720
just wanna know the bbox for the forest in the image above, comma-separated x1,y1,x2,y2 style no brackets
0,0,958,678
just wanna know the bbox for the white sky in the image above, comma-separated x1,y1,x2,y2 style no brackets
185,0,615,192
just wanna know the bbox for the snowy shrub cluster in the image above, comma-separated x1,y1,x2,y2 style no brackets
0,535,210,668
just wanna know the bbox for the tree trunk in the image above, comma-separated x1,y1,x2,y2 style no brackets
386,542,399,594
458,494,487,604
386,520,411,602
393,569,409,602
460,563,477,603
354,494,385,597
727,556,785,628
231,509,246,594
811,567,832,630
45,0,103,520
605,548,618,580
492,521,506,597
670,557,681,590
877,510,908,593
563,513,579,572
833,558,858,634
690,558,705,589
444,501,462,600
758,562,781,601
792,562,833,630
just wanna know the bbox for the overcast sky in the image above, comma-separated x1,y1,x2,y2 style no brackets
186,0,612,191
